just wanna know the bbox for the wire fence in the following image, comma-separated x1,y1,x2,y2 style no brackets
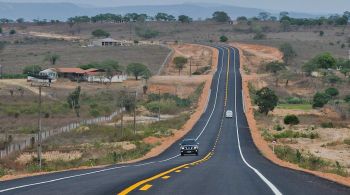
0,110,121,159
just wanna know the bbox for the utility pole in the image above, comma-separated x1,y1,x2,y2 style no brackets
189,57,192,76
31,79,50,170
37,86,42,170
0,64,2,79
133,91,136,134
158,88,161,121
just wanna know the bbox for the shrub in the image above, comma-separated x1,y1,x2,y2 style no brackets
219,35,228,42
319,31,324,36
312,92,331,108
274,124,283,131
321,122,334,128
325,87,339,97
284,115,300,125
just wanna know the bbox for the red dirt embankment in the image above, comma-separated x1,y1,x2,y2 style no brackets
232,42,350,187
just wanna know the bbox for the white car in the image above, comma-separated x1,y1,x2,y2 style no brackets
226,110,233,118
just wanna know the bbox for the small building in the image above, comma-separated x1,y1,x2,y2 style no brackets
92,38,133,47
56,68,86,81
39,68,58,80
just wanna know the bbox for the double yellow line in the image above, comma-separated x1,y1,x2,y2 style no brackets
117,46,231,195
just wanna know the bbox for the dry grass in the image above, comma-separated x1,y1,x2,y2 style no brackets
16,151,82,165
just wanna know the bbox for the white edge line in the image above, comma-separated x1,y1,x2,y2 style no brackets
0,46,225,193
203,89,211,113
231,47,282,195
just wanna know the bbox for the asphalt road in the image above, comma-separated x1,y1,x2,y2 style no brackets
1,45,350,195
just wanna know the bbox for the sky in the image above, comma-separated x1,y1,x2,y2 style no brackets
3,0,350,14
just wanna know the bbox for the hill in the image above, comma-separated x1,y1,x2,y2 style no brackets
0,2,320,21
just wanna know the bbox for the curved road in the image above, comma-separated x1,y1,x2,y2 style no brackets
1,45,349,195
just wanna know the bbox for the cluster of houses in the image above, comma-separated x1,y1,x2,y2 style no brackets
28,67,127,83
90,38,161,47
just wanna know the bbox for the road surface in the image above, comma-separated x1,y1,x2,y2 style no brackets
1,45,349,195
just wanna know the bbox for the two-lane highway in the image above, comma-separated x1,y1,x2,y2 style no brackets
1,45,350,195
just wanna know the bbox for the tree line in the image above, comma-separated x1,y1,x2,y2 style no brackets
1,10,349,26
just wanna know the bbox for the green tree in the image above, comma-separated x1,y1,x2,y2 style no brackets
284,115,300,125
258,12,271,21
0,27,2,34
312,92,331,108
254,87,278,115
45,53,60,65
325,87,339,97
279,43,296,65
126,63,150,80
92,29,110,38
314,53,337,69
220,35,228,42
22,65,42,75
212,11,230,22
67,86,81,117
178,15,192,23
173,56,188,75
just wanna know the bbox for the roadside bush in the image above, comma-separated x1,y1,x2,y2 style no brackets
284,115,300,125
325,87,339,97
321,122,334,128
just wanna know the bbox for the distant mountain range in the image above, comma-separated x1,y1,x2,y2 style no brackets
0,2,324,21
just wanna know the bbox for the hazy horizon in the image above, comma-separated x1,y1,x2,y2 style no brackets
1,0,349,14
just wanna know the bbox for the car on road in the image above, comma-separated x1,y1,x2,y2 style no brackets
180,139,199,156
226,110,233,118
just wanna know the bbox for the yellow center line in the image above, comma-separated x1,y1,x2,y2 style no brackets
175,170,182,173
139,184,152,191
162,176,171,180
